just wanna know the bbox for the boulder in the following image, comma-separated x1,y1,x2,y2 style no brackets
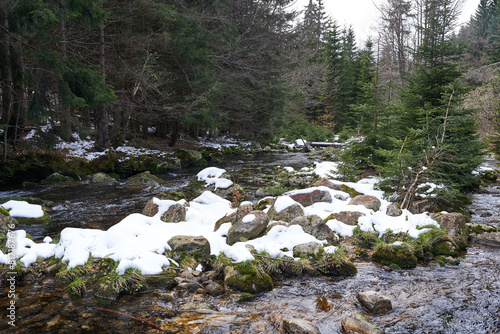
372,243,417,269
227,211,270,245
326,211,365,226
205,282,224,296
293,242,321,258
41,173,74,184
267,197,305,222
431,212,468,249
175,149,206,167
283,318,321,334
289,215,338,243
167,235,211,261
287,188,332,207
125,171,164,189
313,178,343,191
142,198,186,223
224,264,273,293
341,314,384,334
356,291,393,314
386,203,403,217
348,195,381,211
86,172,116,185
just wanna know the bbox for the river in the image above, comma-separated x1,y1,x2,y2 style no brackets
1,152,499,333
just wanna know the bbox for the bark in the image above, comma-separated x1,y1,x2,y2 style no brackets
95,21,110,150
1,9,12,162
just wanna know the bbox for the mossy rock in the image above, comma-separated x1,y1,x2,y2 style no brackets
41,172,74,184
87,172,117,185
94,276,120,302
479,169,498,182
372,243,418,269
316,251,358,276
433,237,459,257
144,271,177,289
125,171,164,189
15,211,51,226
224,262,273,294
175,149,207,167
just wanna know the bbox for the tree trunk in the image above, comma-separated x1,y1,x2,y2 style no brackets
1,8,12,163
95,20,110,150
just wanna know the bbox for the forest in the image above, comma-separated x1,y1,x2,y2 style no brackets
0,0,500,207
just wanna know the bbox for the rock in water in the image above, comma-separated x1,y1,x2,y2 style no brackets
341,314,384,334
356,291,392,314
283,318,320,334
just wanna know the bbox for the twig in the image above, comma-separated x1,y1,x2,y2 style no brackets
95,307,167,332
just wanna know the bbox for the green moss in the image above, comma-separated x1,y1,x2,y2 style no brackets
224,262,274,293
0,206,10,216
340,184,363,197
67,277,87,297
350,227,379,249
372,242,418,269
238,292,254,302
316,247,357,276
15,212,51,226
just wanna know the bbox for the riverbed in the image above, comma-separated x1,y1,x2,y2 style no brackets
1,152,499,333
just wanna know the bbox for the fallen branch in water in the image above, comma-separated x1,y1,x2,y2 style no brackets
95,307,166,332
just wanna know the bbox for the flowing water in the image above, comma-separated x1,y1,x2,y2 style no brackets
1,152,499,333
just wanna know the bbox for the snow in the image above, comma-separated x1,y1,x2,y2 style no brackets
197,167,233,189
274,196,300,213
0,160,443,276
1,200,44,218
242,214,256,223
284,166,295,173
313,161,339,178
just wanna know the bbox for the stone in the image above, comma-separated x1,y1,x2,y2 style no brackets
283,318,321,334
409,199,442,214
293,242,321,258
372,243,417,269
227,210,270,245
86,172,116,185
287,188,332,207
432,212,468,249
348,195,381,211
386,203,403,217
41,173,74,184
467,223,500,247
175,149,206,167
289,215,338,243
313,178,343,191
356,291,393,314
205,282,224,296
177,282,200,292
267,197,305,222
341,314,384,334
144,272,177,289
125,171,164,189
142,198,186,223
224,264,273,294
168,235,211,261
326,211,366,226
